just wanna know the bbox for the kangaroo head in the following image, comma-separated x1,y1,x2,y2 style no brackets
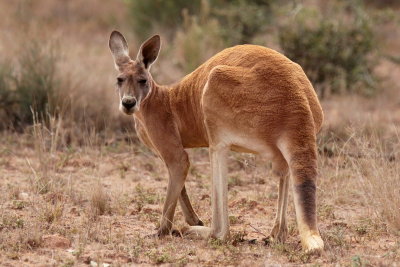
109,31,161,115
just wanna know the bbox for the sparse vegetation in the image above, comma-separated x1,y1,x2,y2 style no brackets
1,122,400,265
0,40,62,130
126,0,276,45
0,0,399,266
279,1,378,98
40,202,64,224
350,133,400,232
89,183,110,218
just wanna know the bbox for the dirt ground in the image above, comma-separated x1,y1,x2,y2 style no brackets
1,95,399,266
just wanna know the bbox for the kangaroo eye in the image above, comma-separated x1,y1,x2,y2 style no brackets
117,77,124,85
138,79,147,84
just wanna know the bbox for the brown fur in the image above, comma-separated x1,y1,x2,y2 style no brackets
109,31,324,252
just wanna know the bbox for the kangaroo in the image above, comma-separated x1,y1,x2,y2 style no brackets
108,31,324,252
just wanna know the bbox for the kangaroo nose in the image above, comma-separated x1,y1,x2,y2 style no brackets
122,98,136,110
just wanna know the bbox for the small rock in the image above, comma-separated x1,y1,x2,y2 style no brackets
42,234,71,249
19,192,29,200
90,262,111,267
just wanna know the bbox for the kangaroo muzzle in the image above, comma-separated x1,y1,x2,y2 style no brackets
121,96,137,111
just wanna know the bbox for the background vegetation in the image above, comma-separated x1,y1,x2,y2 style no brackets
0,0,398,135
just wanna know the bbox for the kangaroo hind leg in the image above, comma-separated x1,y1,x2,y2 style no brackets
269,151,290,243
278,136,324,253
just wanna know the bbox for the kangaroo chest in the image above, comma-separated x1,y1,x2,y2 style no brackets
133,117,157,153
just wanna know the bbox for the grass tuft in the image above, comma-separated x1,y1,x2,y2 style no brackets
89,183,110,219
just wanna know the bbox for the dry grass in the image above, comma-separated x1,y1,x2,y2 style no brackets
350,132,400,232
0,0,137,141
89,183,111,219
1,98,400,265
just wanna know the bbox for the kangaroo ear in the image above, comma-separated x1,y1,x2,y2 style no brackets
109,31,131,69
137,35,161,69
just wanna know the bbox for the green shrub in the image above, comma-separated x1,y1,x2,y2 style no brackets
0,41,61,129
210,0,276,45
126,0,276,45
175,5,225,73
279,3,377,97
126,0,277,73
125,0,201,40
365,0,400,8
0,61,15,129
15,41,61,126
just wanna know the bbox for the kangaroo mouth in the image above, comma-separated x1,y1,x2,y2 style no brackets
120,104,135,115
124,109,135,115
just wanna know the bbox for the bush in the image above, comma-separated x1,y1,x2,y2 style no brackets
174,4,225,73
210,0,276,45
365,0,400,8
125,0,201,40
126,0,277,73
0,61,15,129
0,38,131,143
126,0,276,45
279,3,377,98
0,41,61,130
15,41,61,126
